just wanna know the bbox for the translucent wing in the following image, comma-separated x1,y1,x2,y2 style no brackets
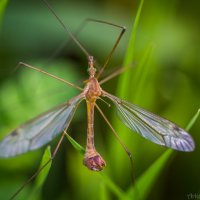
104,92,195,152
0,95,84,157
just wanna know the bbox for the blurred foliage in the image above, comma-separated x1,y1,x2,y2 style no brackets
0,0,200,200
0,0,8,26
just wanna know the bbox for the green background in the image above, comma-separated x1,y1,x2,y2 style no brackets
0,0,199,199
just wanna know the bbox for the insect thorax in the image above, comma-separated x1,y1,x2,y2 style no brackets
84,77,102,102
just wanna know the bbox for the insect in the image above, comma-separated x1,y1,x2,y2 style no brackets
0,0,195,174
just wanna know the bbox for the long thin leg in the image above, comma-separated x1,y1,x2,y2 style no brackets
95,104,132,158
95,104,141,198
42,0,91,58
43,18,126,75
9,96,79,200
9,131,66,200
43,18,127,74
16,62,83,91
95,104,138,186
43,18,103,71
99,64,134,85
80,19,126,79
43,1,126,79
41,3,126,79
95,21,126,79
43,19,90,68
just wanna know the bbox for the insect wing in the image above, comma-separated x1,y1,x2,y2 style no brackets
0,95,84,157
105,93,195,152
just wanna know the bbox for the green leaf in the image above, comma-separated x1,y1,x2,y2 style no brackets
65,132,127,199
109,0,154,179
65,132,85,155
35,146,52,188
28,146,52,200
185,108,200,131
131,42,155,103
123,0,145,66
99,172,125,199
99,182,110,200
0,0,8,25
125,149,173,200
124,108,199,200
117,0,145,98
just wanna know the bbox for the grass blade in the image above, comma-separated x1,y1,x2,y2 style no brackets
186,108,200,131
0,0,8,26
99,183,110,200
28,146,52,200
117,0,145,98
99,172,125,199
125,149,173,200
124,0,145,65
65,132,85,155
109,0,146,178
125,108,199,199
34,146,52,188
131,42,155,103
65,132,126,198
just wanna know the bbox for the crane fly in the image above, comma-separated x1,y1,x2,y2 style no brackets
0,0,195,173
